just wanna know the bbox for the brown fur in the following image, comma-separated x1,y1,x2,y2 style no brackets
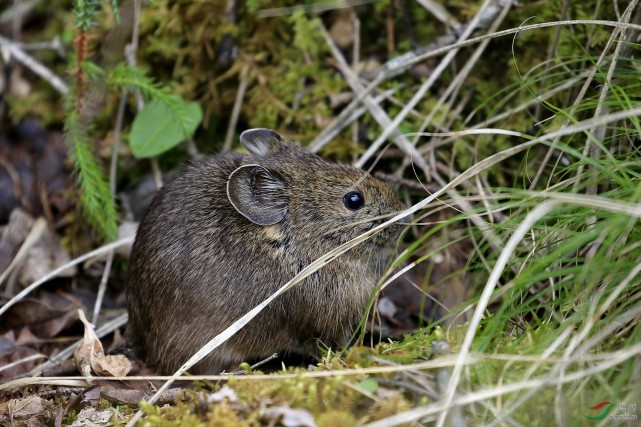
126,129,404,374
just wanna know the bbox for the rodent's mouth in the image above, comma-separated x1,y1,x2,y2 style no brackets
364,219,402,245
324,211,404,247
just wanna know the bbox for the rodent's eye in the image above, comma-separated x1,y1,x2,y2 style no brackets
343,191,365,210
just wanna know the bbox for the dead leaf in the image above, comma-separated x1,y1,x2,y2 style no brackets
71,385,102,410
16,327,40,345
3,292,81,338
4,295,70,326
100,388,146,406
0,209,34,274
0,124,73,223
18,223,76,286
74,309,132,378
0,330,46,379
91,352,132,377
0,396,56,424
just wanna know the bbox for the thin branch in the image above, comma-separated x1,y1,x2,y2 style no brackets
223,64,249,151
0,34,69,95
0,237,134,317
356,0,503,168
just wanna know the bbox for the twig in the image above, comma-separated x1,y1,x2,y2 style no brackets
379,20,641,80
92,92,129,326
257,0,375,18
309,75,385,152
223,64,249,151
355,0,496,169
15,36,65,56
224,353,280,375
0,237,134,317
317,21,430,174
250,353,279,370
0,34,69,95
0,0,41,25
414,0,461,31
92,0,144,325
123,0,163,190
0,353,46,373
351,8,360,157
308,88,398,153
92,252,114,325
411,0,512,148
0,218,47,291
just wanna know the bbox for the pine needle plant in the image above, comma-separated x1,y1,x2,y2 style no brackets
65,0,202,240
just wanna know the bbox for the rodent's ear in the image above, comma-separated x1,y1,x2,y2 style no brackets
226,164,288,225
239,128,285,156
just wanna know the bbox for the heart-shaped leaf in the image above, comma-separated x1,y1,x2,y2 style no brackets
129,98,202,158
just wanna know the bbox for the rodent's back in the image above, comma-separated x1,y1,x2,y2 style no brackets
127,129,404,374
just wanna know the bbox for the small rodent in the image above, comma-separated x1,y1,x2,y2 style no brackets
127,129,404,374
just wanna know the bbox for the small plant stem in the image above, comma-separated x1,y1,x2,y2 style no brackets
92,91,129,325
74,29,87,111
223,64,249,151
533,0,570,121
415,0,460,30
584,2,639,193
530,16,626,192
308,89,396,153
570,0,639,192
351,9,360,161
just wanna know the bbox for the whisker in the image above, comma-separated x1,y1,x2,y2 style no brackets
325,210,408,234
398,220,444,226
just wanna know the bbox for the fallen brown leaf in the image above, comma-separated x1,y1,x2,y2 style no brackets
74,309,132,378
0,330,46,379
0,395,57,425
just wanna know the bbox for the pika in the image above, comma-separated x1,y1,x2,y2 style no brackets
126,129,404,374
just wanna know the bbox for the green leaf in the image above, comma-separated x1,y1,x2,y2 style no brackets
356,378,379,394
129,98,202,158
